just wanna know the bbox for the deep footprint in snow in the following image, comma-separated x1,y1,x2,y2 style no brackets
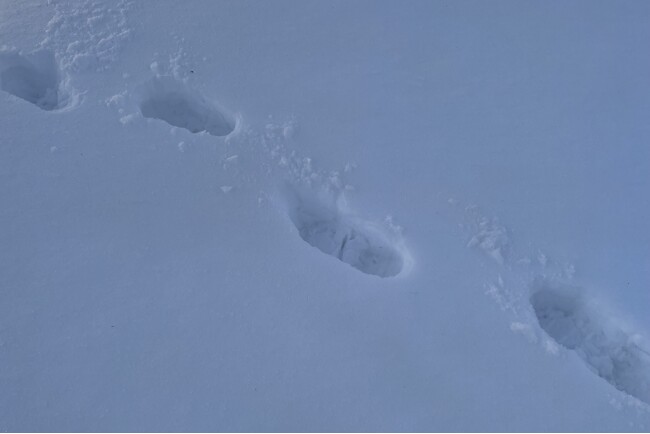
140,76,236,136
530,279,650,404
0,49,71,111
284,186,407,278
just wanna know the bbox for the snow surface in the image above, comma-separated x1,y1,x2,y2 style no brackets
1,0,650,431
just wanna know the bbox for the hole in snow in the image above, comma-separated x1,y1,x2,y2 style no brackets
284,185,407,278
140,76,235,136
0,49,71,111
530,279,650,404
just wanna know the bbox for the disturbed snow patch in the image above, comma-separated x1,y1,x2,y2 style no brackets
284,185,408,278
41,0,133,72
139,76,236,136
0,49,77,111
467,216,509,265
530,278,650,405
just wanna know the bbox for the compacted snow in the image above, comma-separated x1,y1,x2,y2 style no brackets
1,0,649,431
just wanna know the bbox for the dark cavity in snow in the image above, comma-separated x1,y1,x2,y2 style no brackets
284,186,405,278
0,49,64,111
530,279,650,404
140,76,235,136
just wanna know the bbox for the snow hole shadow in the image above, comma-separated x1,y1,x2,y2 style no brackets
0,49,73,111
140,76,235,136
284,185,407,278
530,279,650,404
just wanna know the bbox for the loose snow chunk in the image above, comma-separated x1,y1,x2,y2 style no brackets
510,322,537,343
467,219,509,265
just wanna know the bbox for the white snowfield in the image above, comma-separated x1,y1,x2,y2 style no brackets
1,0,649,431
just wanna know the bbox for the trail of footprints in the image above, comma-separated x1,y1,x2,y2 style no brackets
135,75,409,277
0,48,407,276
2,46,649,407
